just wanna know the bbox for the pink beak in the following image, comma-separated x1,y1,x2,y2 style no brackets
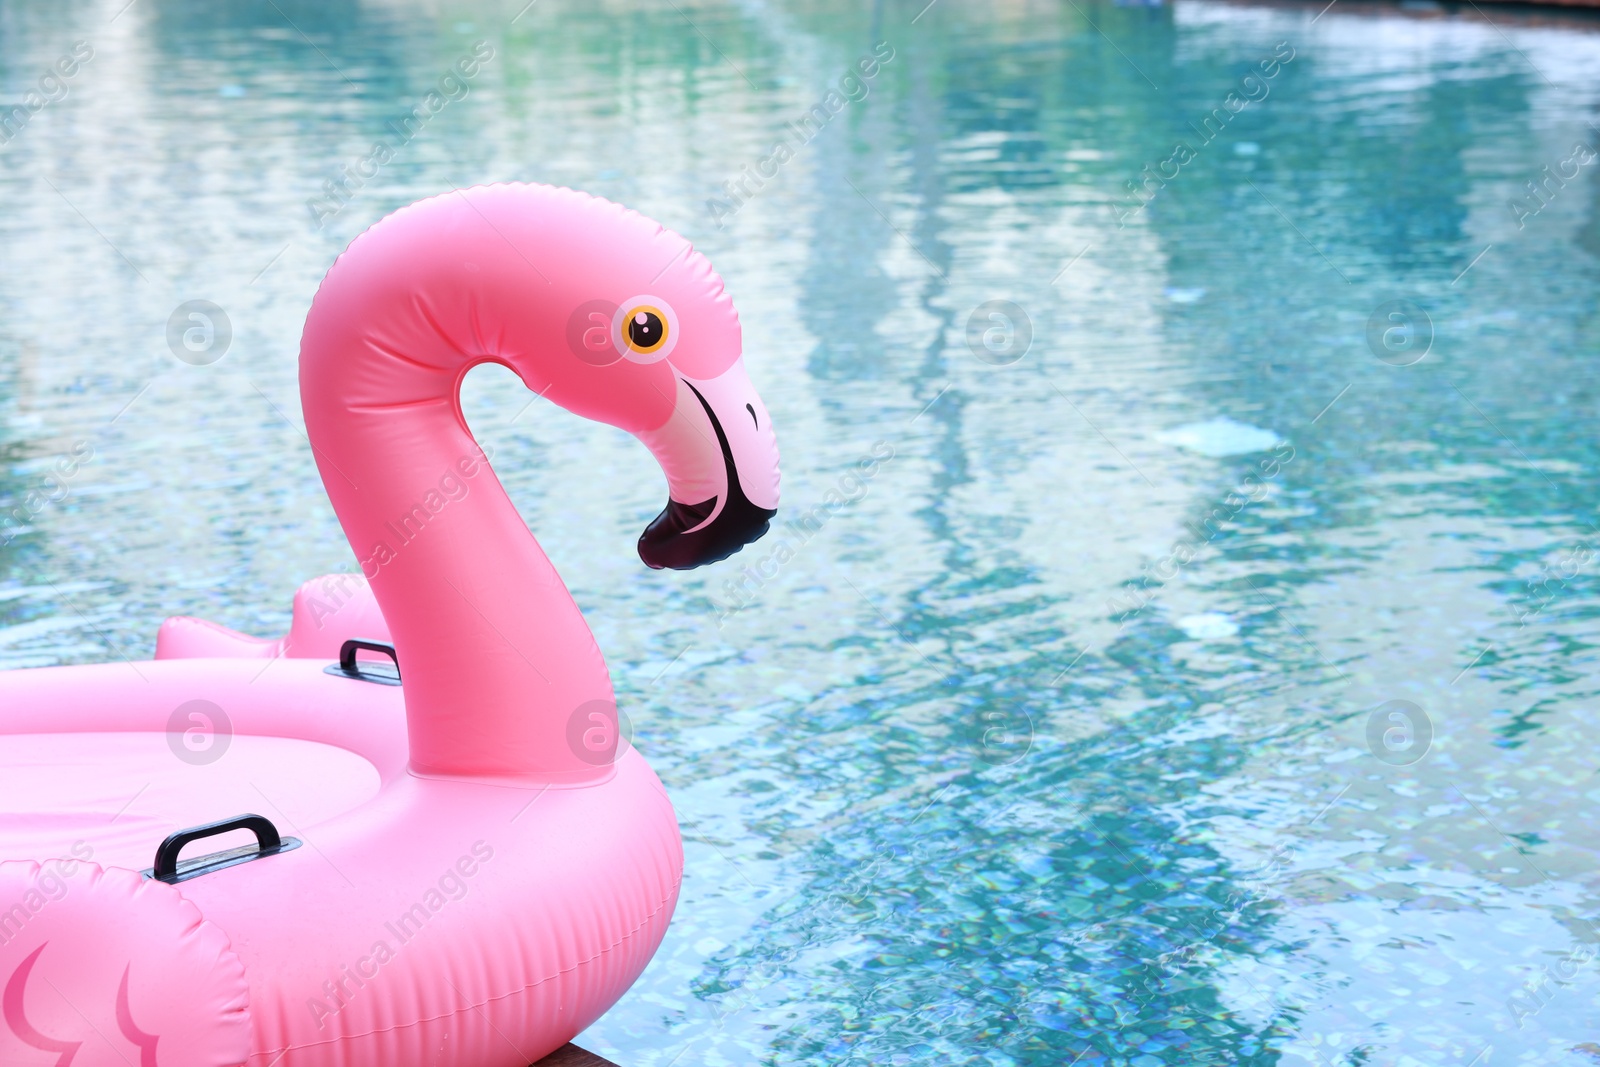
633,358,780,570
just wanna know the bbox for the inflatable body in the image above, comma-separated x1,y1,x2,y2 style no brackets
0,184,779,1066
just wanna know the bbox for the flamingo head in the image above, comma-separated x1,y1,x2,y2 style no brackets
511,191,781,571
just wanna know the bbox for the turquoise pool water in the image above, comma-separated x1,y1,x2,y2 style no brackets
4,0,1600,1063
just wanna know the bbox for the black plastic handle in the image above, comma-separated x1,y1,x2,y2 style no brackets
146,813,300,884
324,637,401,686
340,637,398,675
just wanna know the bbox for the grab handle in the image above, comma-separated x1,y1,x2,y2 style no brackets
146,814,301,885
324,637,402,686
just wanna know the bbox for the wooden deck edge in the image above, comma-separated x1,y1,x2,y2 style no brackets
531,1044,623,1067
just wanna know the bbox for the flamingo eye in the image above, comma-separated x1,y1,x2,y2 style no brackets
613,296,678,363
626,308,667,354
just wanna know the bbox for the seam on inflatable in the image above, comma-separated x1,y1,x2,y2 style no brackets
410,291,457,354
314,184,729,324
347,396,453,415
260,867,683,1057
463,276,492,358
360,333,441,375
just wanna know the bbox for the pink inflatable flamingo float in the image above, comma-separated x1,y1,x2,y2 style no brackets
0,184,778,1066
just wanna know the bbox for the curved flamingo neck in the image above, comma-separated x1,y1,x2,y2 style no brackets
300,216,623,783
311,365,613,782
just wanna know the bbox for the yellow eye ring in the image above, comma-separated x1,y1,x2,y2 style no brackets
612,295,678,363
623,305,668,354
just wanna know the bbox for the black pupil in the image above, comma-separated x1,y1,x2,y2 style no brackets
628,311,664,349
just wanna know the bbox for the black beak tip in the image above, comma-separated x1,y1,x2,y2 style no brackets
638,496,776,571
